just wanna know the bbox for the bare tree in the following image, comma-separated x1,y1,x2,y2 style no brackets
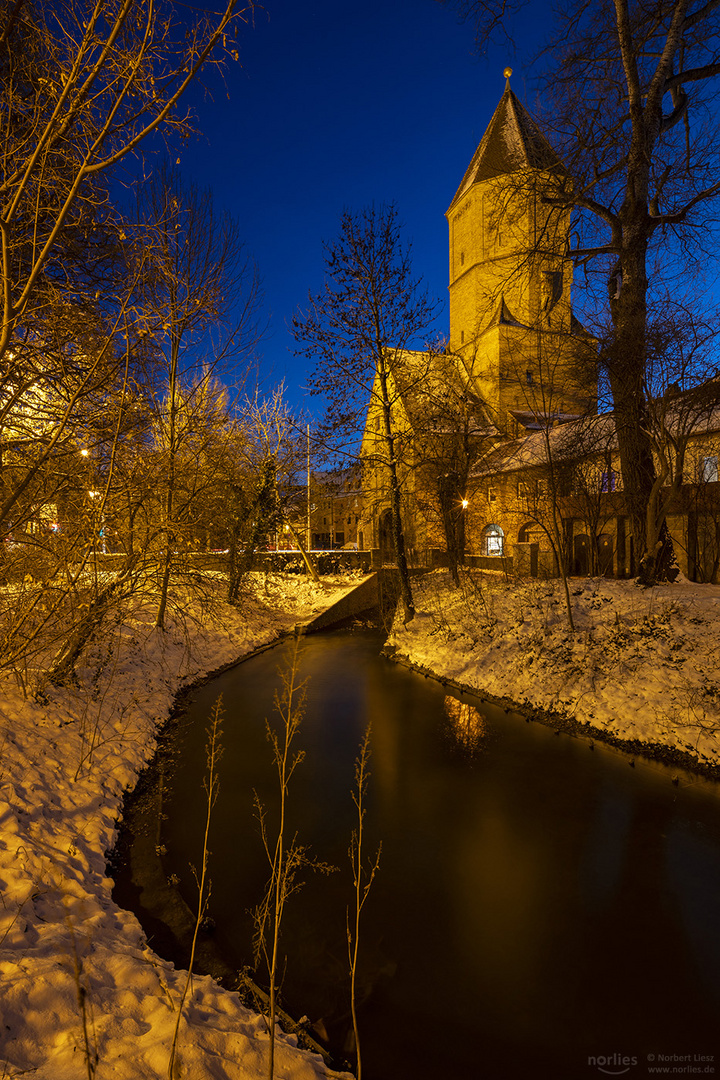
0,0,249,363
558,416,620,577
639,305,720,575
0,0,254,675
0,0,252,564
0,310,147,686
131,164,261,628
409,347,497,585
168,696,224,1080
252,640,334,1080
685,438,720,582
347,726,381,1080
293,204,442,621
220,389,306,603
500,332,582,628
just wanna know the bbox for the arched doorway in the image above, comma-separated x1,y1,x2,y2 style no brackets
518,523,541,577
379,509,394,564
598,534,614,577
573,533,590,576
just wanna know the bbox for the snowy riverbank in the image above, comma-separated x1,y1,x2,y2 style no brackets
388,571,720,772
5,568,720,1078
0,574,356,1080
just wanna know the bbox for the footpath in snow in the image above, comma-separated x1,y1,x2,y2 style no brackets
388,571,720,772
0,573,358,1080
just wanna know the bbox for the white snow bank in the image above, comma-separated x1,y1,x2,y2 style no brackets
389,572,720,768
0,573,357,1079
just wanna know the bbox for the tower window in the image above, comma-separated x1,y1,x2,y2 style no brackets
460,251,465,266
526,370,533,385
601,470,617,493
461,330,465,344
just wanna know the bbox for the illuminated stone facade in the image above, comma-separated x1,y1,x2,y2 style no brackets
360,79,598,563
359,79,720,581
446,80,597,434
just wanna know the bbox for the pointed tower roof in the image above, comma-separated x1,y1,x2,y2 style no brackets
448,80,564,211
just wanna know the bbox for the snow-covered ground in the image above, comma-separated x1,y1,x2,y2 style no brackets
388,571,720,771
4,567,720,1079
0,573,357,1080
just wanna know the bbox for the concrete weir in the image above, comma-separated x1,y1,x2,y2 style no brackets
299,573,381,633
299,568,423,633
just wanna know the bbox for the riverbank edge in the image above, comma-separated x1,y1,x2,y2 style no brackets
0,577,359,1080
382,644,720,783
110,626,348,1071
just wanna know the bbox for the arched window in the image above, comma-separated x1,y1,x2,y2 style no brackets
481,523,504,556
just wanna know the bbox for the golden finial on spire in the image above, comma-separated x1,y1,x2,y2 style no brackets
504,66,513,89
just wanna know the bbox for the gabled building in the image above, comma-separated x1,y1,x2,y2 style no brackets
468,396,720,583
309,464,362,550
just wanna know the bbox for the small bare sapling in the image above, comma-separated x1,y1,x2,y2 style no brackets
252,637,334,1080
347,726,381,1080
167,695,224,1079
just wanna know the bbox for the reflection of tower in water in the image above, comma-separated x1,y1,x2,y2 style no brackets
442,695,488,758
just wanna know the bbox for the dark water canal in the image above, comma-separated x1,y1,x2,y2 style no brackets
114,628,720,1080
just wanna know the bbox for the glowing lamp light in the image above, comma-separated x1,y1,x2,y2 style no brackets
461,499,469,509
80,448,89,457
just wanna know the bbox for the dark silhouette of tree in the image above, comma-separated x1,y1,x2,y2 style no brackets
293,204,442,622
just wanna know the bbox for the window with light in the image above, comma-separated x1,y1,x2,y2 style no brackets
481,523,504,556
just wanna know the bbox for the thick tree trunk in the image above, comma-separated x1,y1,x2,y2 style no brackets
284,520,321,583
226,522,244,603
388,463,414,622
439,472,463,587
227,461,280,604
156,338,179,631
377,361,414,622
229,520,264,603
608,221,676,584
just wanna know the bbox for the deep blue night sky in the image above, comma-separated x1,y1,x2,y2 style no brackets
174,0,548,411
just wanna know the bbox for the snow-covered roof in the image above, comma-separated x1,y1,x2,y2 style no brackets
474,412,616,477
474,388,720,478
508,409,587,432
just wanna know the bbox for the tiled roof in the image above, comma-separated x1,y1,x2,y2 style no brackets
473,390,720,477
449,87,564,210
